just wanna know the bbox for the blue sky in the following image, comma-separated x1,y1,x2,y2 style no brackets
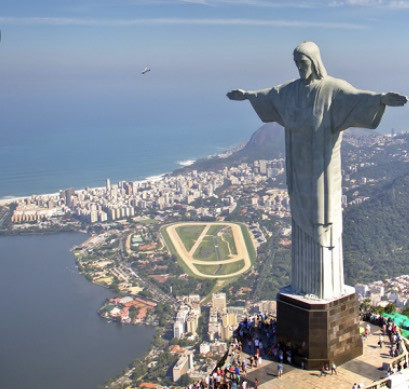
1,0,409,137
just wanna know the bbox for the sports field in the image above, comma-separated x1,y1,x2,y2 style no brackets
161,222,254,279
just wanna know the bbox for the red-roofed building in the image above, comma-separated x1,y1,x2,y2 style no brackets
139,382,159,388
139,243,157,251
136,307,148,320
133,297,157,307
170,345,186,355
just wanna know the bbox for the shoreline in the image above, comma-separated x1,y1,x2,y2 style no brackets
0,142,244,205
0,166,183,205
0,174,173,206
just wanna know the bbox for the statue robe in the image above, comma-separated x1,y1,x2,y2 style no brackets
249,76,385,299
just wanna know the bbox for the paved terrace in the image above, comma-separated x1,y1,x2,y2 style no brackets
237,322,408,389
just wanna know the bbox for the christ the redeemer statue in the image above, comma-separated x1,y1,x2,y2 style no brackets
228,41,407,300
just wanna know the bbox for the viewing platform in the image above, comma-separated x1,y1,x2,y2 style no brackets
237,322,409,389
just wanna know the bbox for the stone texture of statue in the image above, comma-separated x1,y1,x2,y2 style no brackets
228,41,407,299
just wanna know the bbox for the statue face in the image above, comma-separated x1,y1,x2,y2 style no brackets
294,54,313,81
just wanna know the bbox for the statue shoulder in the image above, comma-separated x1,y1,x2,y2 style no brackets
277,79,299,89
269,79,300,95
321,76,355,92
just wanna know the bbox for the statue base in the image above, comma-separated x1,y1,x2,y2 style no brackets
276,287,363,370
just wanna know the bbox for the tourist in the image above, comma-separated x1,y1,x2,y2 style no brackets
254,378,258,389
331,362,337,375
366,323,371,335
277,363,283,378
390,347,396,358
254,338,259,354
235,366,240,378
241,359,247,374
278,349,283,363
378,334,384,348
286,350,292,365
320,364,327,377
254,354,259,367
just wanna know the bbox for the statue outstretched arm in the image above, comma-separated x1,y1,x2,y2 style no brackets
227,89,256,101
380,92,408,107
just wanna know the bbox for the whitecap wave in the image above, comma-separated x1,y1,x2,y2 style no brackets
144,174,166,183
177,159,196,167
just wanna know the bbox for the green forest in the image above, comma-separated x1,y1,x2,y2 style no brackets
343,172,409,285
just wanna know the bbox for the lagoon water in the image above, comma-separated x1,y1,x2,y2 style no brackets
0,232,155,389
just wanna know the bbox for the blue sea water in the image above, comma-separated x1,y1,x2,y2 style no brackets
0,109,256,199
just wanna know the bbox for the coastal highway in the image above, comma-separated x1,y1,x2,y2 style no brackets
116,251,177,306
124,263,177,305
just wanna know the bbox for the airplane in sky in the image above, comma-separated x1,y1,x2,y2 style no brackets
141,66,151,75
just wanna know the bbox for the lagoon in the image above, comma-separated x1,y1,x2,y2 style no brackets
0,233,155,389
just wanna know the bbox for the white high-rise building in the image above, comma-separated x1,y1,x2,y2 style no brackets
212,293,227,314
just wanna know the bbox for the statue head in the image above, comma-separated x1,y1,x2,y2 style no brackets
293,41,327,81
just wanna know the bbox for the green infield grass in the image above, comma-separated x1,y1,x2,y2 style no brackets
217,259,245,275
175,225,206,252
221,228,238,255
195,264,220,276
207,225,224,235
193,236,218,261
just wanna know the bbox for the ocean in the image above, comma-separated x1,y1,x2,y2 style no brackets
0,94,257,199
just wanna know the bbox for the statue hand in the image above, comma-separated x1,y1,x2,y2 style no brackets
227,89,248,101
381,92,408,107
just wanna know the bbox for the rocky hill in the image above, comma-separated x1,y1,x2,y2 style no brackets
175,123,384,174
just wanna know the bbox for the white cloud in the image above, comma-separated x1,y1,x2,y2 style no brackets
0,16,366,29
332,0,409,8
205,0,317,7
383,0,409,7
128,0,334,8
129,0,409,8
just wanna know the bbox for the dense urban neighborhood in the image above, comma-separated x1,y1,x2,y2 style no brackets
1,128,409,388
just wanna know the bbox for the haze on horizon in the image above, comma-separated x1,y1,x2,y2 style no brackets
0,0,408,197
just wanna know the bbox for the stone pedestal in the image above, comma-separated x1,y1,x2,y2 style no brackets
276,288,363,370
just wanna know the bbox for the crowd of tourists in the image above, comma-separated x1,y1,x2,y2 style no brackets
365,314,406,358
363,313,409,382
184,312,409,389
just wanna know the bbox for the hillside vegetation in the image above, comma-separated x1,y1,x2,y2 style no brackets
344,172,409,285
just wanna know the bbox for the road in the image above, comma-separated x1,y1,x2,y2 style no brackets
117,240,177,305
